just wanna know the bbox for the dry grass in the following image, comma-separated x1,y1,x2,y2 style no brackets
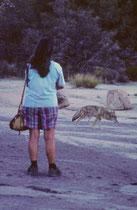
69,73,101,88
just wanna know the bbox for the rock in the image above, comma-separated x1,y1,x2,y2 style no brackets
57,92,70,109
106,89,132,110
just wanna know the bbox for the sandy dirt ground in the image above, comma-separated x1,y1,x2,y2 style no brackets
0,79,137,210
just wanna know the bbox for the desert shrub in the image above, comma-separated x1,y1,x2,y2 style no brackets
102,67,128,83
116,68,128,83
94,68,103,78
101,68,116,83
126,65,137,81
69,74,100,88
0,60,18,77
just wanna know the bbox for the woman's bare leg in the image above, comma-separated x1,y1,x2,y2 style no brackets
44,129,61,176
29,129,40,161
44,129,55,164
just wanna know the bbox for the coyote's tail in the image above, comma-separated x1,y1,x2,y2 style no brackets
72,110,81,122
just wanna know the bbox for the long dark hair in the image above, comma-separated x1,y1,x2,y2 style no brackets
29,37,54,77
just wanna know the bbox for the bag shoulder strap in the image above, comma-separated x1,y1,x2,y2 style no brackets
26,63,29,87
18,64,29,113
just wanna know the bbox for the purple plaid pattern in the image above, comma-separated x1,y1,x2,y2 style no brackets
22,106,58,130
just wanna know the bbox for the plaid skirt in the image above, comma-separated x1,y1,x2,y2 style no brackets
21,106,58,130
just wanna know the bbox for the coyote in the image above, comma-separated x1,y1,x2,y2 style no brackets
72,105,118,128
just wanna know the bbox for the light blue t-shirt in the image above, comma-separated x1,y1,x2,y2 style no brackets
23,60,65,107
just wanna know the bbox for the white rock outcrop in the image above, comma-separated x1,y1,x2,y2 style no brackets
106,89,132,110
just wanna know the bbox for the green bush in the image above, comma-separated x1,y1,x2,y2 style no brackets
94,69,103,78
69,74,100,88
0,60,18,77
126,65,137,81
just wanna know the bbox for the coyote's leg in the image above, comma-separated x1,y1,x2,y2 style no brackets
88,117,92,125
92,117,98,128
76,115,85,126
92,115,101,128
99,119,101,129
76,118,80,126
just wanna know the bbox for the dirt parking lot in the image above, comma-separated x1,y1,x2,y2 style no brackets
0,79,137,209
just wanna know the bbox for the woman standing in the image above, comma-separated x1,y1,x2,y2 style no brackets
22,37,65,177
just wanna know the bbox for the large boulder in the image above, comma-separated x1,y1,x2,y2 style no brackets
57,92,70,109
106,89,132,110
